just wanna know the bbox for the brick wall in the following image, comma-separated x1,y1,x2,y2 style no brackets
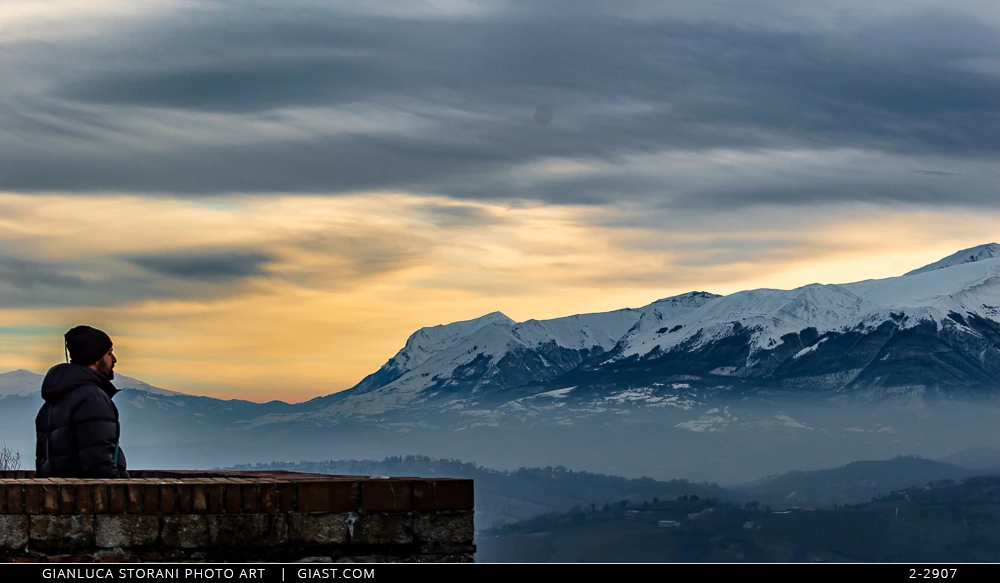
0,471,474,563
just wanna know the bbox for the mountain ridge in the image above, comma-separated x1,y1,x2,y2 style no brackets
342,245,1000,410
904,242,1000,276
0,368,185,398
5,244,1000,410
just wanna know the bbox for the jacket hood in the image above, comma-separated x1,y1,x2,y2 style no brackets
41,363,119,402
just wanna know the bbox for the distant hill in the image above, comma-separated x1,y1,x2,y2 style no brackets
477,474,1000,562
0,369,185,398
734,455,985,509
225,456,741,528
937,447,1000,471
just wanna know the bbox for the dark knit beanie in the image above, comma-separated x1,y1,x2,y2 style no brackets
65,325,113,366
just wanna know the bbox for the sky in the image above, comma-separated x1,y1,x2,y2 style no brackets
2,0,1000,402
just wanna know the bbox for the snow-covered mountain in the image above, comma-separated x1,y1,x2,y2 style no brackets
269,243,1000,434
303,291,720,419
587,245,1000,399
0,369,184,398
615,243,1000,362
304,243,1000,419
0,370,46,397
904,242,1000,276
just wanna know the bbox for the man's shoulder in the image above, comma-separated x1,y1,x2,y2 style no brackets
44,364,112,395
61,378,114,409
78,382,112,398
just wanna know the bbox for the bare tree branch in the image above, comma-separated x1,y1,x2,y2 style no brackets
0,442,23,471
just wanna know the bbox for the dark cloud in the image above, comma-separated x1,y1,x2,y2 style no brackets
125,251,273,282
0,255,86,290
914,170,961,176
0,248,273,308
417,202,508,227
533,105,555,126
3,3,1000,210
0,254,155,308
60,57,386,114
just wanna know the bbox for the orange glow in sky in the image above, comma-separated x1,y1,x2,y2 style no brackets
0,192,994,403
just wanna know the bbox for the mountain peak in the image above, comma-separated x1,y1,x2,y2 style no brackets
0,369,42,397
0,368,183,397
477,311,515,324
391,311,516,371
904,243,1000,276
1,369,38,376
650,291,722,308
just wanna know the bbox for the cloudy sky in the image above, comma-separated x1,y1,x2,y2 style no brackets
2,0,999,402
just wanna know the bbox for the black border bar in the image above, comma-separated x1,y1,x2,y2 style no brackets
0,562,994,582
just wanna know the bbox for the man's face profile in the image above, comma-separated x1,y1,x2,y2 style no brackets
96,348,117,380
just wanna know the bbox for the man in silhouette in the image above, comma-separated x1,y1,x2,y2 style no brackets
35,325,128,478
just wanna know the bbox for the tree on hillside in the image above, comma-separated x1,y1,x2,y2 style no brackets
0,443,22,471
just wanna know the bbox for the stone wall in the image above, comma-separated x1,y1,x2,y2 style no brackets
0,471,474,563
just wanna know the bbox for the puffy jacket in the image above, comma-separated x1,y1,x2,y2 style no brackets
35,363,128,478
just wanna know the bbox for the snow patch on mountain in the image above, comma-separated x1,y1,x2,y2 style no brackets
536,387,576,398
793,337,828,358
